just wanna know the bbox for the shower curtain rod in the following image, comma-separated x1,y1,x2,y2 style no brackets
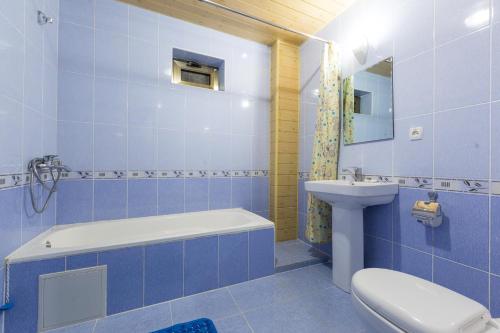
197,0,330,44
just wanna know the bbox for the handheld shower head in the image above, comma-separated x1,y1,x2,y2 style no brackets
27,155,71,213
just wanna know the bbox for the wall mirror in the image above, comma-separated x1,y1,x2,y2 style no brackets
343,57,394,145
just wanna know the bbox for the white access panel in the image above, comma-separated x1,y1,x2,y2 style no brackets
38,266,107,332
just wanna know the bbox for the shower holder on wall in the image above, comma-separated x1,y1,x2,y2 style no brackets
27,155,71,214
37,10,54,25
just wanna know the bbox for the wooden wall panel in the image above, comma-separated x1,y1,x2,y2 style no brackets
270,40,299,242
119,0,355,46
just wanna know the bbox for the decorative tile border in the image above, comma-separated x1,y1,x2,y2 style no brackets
298,172,497,195
0,170,270,190
392,176,433,189
434,178,489,194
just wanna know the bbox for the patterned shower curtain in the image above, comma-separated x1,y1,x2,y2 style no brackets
343,76,355,144
306,43,341,243
306,42,341,244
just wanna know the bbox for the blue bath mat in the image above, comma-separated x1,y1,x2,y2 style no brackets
152,318,217,333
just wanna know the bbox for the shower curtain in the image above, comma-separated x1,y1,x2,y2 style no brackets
306,42,341,244
343,76,355,144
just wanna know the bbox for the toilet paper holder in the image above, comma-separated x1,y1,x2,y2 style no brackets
411,191,442,228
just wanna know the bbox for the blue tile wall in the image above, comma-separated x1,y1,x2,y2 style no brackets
57,177,269,224
0,188,23,261
249,228,275,279
185,178,209,213
0,267,3,331
434,257,489,307
491,275,500,317
184,236,219,296
93,180,127,221
56,180,93,225
300,0,500,315
492,196,500,275
3,228,274,332
209,178,232,210
5,258,65,333
434,192,489,271
232,178,253,210
99,247,144,315
393,245,432,281
364,236,392,269
363,202,393,240
67,253,98,270
56,0,270,226
394,189,433,254
219,233,249,286
144,242,183,305
128,179,158,218
0,0,59,268
158,178,185,214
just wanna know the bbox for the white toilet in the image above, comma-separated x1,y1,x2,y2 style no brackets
351,268,500,333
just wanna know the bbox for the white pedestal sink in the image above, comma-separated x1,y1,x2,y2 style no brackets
305,180,398,292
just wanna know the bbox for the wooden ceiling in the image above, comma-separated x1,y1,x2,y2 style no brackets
120,0,355,45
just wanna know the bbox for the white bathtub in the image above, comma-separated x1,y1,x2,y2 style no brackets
6,208,274,264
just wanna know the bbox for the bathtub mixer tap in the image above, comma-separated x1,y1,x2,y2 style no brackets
27,155,71,214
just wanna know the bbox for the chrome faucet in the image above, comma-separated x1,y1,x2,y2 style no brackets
342,167,363,182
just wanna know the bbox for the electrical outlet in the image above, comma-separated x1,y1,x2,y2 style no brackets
409,127,423,140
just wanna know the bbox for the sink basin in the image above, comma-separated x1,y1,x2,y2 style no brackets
305,180,399,292
305,180,399,208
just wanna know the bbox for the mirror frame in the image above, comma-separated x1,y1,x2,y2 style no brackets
342,56,395,145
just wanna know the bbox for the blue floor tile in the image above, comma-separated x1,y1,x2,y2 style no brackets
94,302,172,333
214,315,252,333
275,239,329,270
228,275,288,312
243,286,366,333
51,264,368,333
171,289,239,324
229,264,332,312
46,320,96,333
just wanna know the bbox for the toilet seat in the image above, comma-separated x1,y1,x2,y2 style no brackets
351,269,500,333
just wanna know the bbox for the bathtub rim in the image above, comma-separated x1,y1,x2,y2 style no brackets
5,208,274,265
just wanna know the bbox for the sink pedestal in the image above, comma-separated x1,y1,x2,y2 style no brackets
304,180,399,293
332,205,364,292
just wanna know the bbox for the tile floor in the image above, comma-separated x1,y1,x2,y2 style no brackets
47,263,368,333
275,239,330,272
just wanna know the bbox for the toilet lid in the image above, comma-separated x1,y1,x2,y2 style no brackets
352,269,490,333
